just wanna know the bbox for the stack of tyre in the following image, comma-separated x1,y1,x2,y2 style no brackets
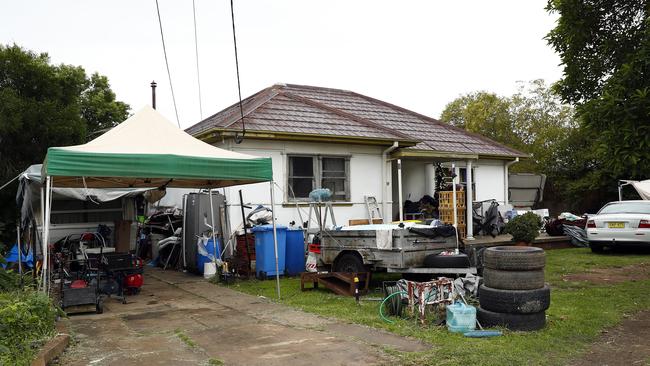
478,246,550,331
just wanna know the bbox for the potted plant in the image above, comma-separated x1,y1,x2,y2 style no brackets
504,212,542,245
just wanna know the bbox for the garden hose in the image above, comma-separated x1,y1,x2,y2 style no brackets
379,290,407,323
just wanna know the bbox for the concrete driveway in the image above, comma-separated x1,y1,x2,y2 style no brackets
58,268,427,365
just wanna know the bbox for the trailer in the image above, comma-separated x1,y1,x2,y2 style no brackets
317,225,476,275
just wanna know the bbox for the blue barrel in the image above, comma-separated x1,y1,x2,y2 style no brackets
251,224,287,279
197,238,221,274
285,228,306,276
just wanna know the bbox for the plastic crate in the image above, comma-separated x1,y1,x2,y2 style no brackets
438,191,466,209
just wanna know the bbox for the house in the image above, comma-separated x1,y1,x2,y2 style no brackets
186,84,527,239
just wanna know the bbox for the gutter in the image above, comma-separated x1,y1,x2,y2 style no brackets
504,157,519,206
382,142,399,223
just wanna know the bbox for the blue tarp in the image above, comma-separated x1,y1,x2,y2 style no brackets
1,243,34,268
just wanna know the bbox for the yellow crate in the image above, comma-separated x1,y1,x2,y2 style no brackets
457,224,467,239
439,208,466,225
438,191,466,209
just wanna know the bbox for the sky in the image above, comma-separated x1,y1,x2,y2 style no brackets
1,0,563,129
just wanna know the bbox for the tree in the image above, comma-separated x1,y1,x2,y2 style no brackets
0,44,129,248
546,0,650,186
440,80,577,174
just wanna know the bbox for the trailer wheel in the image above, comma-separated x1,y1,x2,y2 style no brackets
333,252,366,273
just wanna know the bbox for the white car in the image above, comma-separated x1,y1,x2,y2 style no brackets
586,200,650,252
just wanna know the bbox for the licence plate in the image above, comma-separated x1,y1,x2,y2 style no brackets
608,222,625,229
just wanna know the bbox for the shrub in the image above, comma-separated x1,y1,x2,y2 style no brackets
0,290,58,366
504,212,542,244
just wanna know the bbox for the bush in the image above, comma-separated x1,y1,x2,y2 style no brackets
504,212,542,244
0,291,58,366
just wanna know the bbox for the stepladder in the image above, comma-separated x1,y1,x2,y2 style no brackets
364,195,382,221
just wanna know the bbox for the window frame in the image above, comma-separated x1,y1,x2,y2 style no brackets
286,154,351,202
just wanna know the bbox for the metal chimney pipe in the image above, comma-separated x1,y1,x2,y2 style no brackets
151,81,157,109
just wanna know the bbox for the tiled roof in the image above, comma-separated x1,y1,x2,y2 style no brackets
186,84,526,158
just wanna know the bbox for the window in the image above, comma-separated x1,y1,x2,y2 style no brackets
288,155,350,201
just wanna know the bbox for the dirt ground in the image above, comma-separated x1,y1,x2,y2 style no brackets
56,268,428,366
571,310,650,366
563,263,650,284
564,263,650,365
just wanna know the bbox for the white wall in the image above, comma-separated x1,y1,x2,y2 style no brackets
215,139,387,229
400,159,507,204
401,160,427,202
474,160,506,204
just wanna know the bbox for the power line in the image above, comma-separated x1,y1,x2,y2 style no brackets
230,0,245,144
192,0,203,119
155,0,181,128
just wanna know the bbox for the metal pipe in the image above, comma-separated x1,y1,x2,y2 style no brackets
151,81,157,109
17,224,23,286
381,142,399,223
504,157,519,206
465,159,474,240
208,189,218,268
238,189,252,274
270,181,281,299
397,159,404,222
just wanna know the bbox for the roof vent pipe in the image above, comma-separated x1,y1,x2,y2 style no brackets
151,81,157,110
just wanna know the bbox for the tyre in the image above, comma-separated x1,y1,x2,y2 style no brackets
401,273,434,282
477,307,545,331
479,285,550,314
333,252,366,273
590,243,604,253
383,285,403,316
423,253,470,268
483,246,545,270
483,268,545,290
96,301,104,314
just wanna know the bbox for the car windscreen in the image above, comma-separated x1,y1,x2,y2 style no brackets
599,202,650,214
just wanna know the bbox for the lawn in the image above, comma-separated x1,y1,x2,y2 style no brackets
223,248,650,365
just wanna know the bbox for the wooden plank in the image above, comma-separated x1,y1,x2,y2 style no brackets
348,218,383,226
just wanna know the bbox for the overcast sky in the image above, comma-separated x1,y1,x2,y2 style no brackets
2,0,562,129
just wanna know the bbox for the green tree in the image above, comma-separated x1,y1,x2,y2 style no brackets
440,80,577,174
0,44,129,248
546,0,650,189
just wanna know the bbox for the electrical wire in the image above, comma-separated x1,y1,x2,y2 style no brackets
230,0,245,143
0,173,20,192
155,0,181,128
192,0,203,119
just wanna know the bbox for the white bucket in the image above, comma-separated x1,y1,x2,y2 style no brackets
203,262,217,279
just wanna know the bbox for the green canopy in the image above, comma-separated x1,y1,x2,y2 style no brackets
43,106,272,188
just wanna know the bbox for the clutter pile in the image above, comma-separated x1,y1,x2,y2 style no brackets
477,246,550,331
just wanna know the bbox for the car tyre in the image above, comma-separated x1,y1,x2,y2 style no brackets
483,246,545,270
423,253,470,268
479,285,550,314
590,243,604,253
477,307,546,331
483,268,545,290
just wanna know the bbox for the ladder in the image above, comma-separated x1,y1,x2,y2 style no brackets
364,195,382,222
306,201,337,233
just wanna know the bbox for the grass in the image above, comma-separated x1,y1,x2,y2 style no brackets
222,248,650,365
174,328,197,349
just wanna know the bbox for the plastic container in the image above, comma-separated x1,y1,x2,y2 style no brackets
251,224,287,279
446,302,477,333
203,262,217,279
197,238,221,275
285,228,306,276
